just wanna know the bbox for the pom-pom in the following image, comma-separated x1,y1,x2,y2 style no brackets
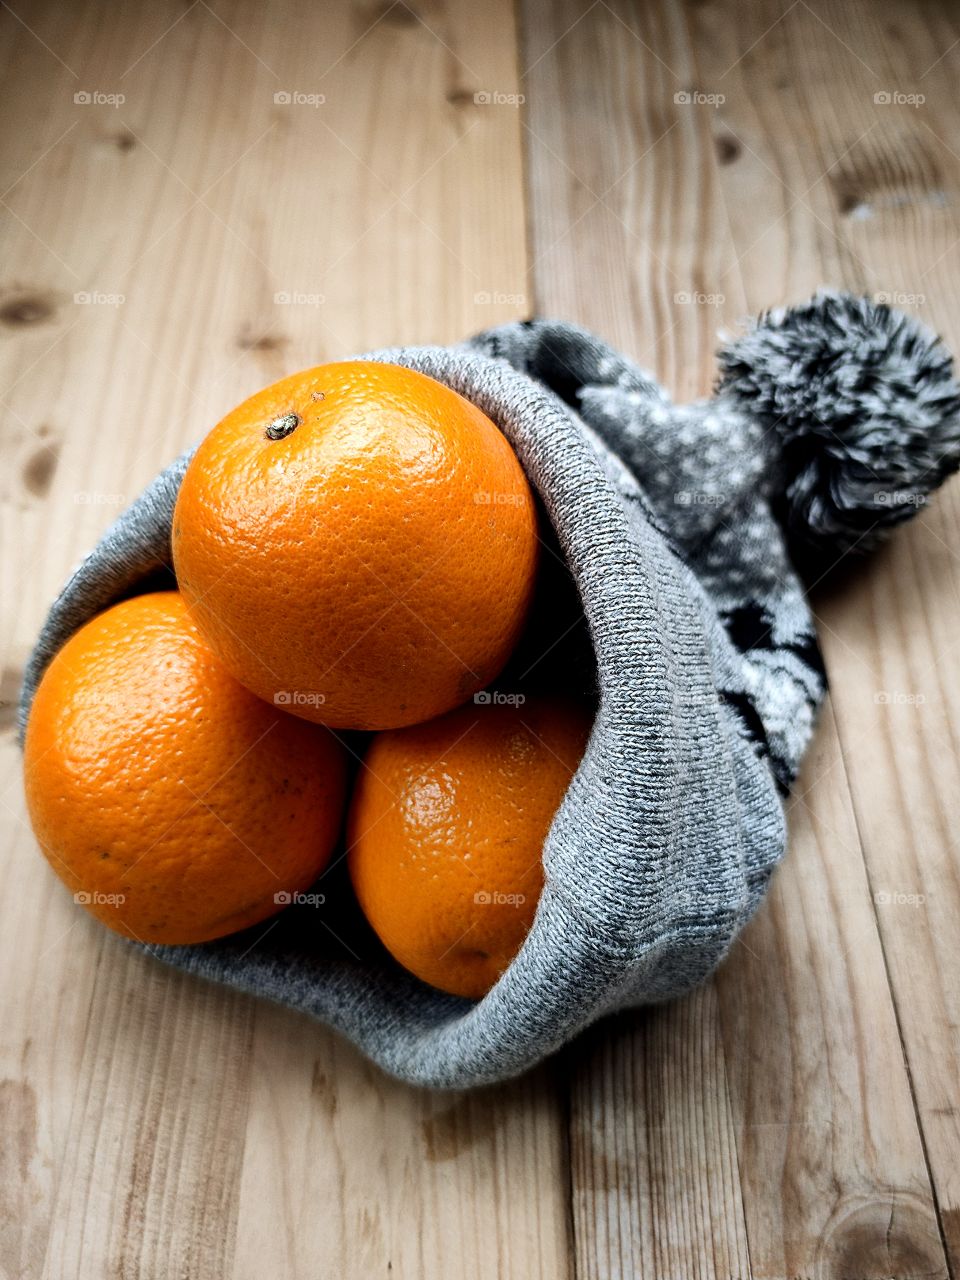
718,291,960,569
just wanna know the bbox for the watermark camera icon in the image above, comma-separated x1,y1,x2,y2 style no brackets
473,889,526,906
473,690,525,707
874,689,926,705
473,90,524,106
674,290,724,307
74,490,126,505
875,889,925,907
474,290,526,306
273,290,325,307
674,90,724,107
274,689,326,707
74,291,125,307
874,291,925,307
74,90,125,107
274,90,325,107
874,90,924,107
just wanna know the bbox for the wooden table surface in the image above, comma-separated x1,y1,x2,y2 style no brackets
3,1,960,1276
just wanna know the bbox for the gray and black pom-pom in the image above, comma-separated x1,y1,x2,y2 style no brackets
718,291,960,571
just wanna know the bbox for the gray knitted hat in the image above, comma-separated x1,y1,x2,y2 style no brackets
19,293,960,1088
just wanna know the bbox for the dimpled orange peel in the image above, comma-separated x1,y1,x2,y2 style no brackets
23,591,347,944
347,695,592,998
172,361,539,730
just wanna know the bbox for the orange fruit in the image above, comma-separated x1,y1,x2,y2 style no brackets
23,591,347,945
172,361,538,731
347,696,592,998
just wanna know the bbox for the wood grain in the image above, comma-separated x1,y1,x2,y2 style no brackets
523,0,956,1275
233,1008,570,1280
564,988,752,1280
4,0,960,1275
0,2,568,1278
689,1,960,1270
520,6,759,1274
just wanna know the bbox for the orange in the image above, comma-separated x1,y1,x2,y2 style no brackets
347,696,592,998
172,361,538,731
23,591,347,945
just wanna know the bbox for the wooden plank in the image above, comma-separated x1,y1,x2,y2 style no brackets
0,2,570,1277
521,2,756,1276
717,708,946,1279
522,0,951,1275
233,1006,570,1280
691,0,960,1269
565,988,751,1280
